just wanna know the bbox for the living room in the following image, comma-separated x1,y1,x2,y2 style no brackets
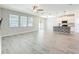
0,4,79,54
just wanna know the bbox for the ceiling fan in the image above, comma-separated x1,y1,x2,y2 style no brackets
32,5,44,13
32,5,54,18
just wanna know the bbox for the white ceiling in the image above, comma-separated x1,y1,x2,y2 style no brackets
0,4,79,18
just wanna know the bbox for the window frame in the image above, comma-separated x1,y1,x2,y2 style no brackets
9,14,19,27
20,16,28,27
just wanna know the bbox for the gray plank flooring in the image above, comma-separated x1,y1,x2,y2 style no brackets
1,30,79,54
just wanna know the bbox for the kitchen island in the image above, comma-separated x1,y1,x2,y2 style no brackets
53,26,70,33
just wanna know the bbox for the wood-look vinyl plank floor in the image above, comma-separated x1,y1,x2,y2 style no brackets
1,30,79,54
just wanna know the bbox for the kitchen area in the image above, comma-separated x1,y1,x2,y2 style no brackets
53,13,75,33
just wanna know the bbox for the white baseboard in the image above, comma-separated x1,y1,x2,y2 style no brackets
1,29,38,37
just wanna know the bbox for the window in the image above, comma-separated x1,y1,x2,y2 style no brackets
9,14,19,27
20,16,27,27
9,14,33,27
28,17,33,27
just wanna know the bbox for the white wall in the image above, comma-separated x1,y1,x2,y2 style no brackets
46,17,57,31
0,8,43,37
38,17,46,29
75,13,79,33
